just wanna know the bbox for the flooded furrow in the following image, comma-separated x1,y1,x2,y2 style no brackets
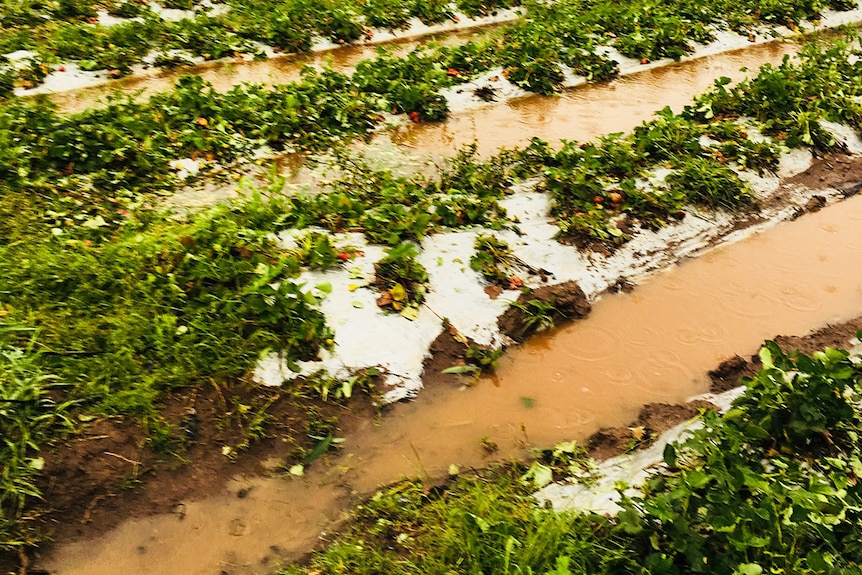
389,39,799,158
43,190,862,575
51,28,485,115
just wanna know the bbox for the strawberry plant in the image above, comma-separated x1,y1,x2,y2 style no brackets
361,0,412,30
457,0,519,17
373,242,429,313
411,0,454,25
687,39,862,150
1,0,857,91
665,156,751,209
289,231,344,270
619,341,862,575
470,234,517,285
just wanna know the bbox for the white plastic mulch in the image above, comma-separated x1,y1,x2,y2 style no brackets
252,131,860,402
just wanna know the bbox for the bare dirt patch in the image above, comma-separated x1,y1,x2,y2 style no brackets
787,153,862,198
586,401,717,461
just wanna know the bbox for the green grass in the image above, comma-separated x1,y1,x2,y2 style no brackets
0,330,74,554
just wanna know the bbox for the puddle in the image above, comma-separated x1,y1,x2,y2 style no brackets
44,477,350,575
342,194,862,488
42,190,862,575
389,39,799,158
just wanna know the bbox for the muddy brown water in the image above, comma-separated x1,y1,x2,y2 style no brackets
43,191,862,575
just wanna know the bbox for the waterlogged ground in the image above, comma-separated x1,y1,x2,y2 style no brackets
39,174,862,575
3,5,862,574
23,41,862,575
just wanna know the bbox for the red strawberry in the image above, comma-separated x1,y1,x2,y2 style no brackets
336,252,351,261
408,111,420,123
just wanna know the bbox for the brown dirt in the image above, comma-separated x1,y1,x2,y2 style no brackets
586,400,717,460
498,280,592,342
755,152,862,221
420,281,593,389
707,355,756,393
786,152,862,198
705,317,862,395
773,317,862,356
419,326,475,390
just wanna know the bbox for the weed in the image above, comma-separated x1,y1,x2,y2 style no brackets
509,297,557,335
306,368,380,403
0,329,74,552
465,345,504,372
480,436,499,454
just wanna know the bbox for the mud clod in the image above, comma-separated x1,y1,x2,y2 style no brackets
803,195,827,213
474,85,497,102
608,278,635,293
498,281,591,342
708,355,751,393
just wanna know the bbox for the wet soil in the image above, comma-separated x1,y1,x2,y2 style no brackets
585,400,718,461
8,38,862,575
579,315,862,460
4,383,379,573
704,317,862,395
787,153,862,200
